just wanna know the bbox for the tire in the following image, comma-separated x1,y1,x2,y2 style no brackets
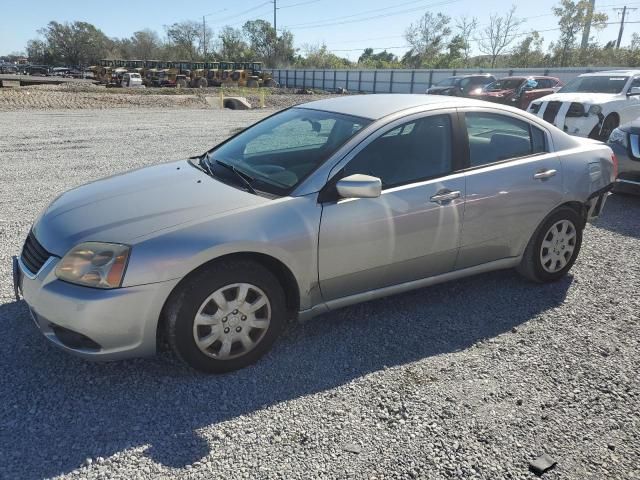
231,71,241,82
264,79,277,88
247,78,259,88
598,114,619,141
197,77,208,89
166,260,287,373
517,207,584,283
176,78,187,89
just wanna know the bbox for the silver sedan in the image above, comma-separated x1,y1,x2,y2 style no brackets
13,94,616,373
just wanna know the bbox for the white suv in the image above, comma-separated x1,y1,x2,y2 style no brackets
528,70,640,140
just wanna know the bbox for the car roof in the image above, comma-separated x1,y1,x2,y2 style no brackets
579,70,640,77
298,94,503,120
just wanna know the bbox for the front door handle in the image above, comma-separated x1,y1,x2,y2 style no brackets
430,190,461,204
533,169,557,180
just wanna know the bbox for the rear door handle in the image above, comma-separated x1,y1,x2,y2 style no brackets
430,190,461,204
534,169,557,180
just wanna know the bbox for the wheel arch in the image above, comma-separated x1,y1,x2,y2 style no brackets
556,200,588,227
157,251,301,348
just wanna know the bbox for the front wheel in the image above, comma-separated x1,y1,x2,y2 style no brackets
598,114,619,141
517,207,584,283
166,260,287,373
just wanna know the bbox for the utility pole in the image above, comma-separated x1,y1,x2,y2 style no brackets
273,0,277,31
614,6,637,48
203,16,207,59
581,0,595,50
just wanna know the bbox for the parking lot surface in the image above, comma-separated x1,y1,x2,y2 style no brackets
0,109,639,480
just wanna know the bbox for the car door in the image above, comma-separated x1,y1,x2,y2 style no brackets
457,109,564,269
620,76,640,124
317,111,466,302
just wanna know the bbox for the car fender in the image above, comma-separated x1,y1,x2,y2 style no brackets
122,195,322,311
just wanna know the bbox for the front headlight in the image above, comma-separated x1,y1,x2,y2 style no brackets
55,242,130,289
588,105,602,115
608,128,628,148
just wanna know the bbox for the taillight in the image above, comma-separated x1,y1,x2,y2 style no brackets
611,153,618,179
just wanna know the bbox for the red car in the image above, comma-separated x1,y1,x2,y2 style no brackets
470,76,563,109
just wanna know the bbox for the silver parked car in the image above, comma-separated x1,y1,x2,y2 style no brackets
13,95,616,373
608,119,640,193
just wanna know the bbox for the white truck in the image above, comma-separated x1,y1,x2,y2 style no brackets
528,70,640,141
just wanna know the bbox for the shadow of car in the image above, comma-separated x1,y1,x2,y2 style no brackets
0,268,572,478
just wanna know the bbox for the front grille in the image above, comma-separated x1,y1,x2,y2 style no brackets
21,231,52,275
543,101,562,123
566,102,586,117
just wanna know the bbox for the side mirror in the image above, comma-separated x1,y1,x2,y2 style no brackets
627,86,640,96
336,174,382,199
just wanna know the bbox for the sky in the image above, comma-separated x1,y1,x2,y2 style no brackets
1,0,639,61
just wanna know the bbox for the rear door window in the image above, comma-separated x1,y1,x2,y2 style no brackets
464,112,547,167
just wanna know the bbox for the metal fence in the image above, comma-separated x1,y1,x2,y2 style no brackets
268,67,630,93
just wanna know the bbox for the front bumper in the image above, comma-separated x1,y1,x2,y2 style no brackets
13,255,180,361
610,141,640,190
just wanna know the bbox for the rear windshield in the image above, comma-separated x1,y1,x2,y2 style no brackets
559,76,629,94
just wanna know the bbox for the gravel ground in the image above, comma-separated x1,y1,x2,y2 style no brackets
0,84,336,111
0,109,639,480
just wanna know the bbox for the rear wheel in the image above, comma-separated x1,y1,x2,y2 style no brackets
197,77,208,89
517,207,584,283
176,78,187,89
166,260,286,373
247,78,259,88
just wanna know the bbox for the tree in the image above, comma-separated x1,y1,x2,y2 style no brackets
404,12,452,68
26,39,50,64
297,44,352,68
37,21,111,65
510,31,545,67
130,30,162,60
242,20,295,67
358,48,400,68
551,0,608,66
476,6,522,68
165,21,201,60
440,34,467,68
218,26,251,60
455,16,478,66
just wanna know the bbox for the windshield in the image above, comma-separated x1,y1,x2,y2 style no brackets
559,75,629,94
207,108,371,196
435,77,459,87
485,79,524,91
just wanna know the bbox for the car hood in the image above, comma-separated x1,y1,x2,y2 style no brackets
479,88,516,97
535,92,619,104
34,159,269,255
427,86,454,93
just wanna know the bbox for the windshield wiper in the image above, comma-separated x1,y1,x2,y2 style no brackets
214,159,257,195
198,152,216,177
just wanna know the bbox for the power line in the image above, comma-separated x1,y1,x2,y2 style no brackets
278,0,322,9
207,1,272,26
326,20,640,54
282,0,461,29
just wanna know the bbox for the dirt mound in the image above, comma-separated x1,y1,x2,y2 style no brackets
0,85,341,111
